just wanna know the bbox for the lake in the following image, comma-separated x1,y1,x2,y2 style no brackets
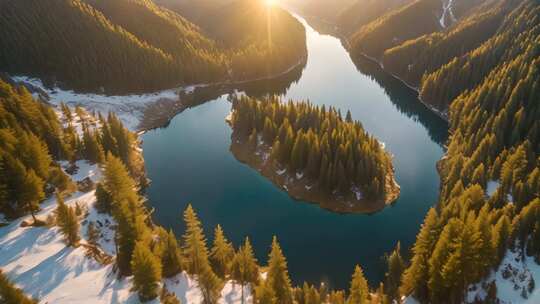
142,13,448,290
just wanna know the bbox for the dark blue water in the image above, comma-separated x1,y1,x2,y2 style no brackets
142,14,448,290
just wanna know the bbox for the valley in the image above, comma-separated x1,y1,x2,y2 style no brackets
1,0,539,303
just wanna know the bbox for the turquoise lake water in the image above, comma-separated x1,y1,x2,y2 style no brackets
142,14,448,290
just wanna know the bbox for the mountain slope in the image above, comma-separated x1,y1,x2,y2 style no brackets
381,0,510,88
399,1,540,302
158,0,308,80
337,0,412,35
0,0,229,94
0,0,307,94
419,0,540,110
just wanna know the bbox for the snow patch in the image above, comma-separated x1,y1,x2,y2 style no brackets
12,76,180,131
467,247,540,303
60,160,102,183
351,186,363,201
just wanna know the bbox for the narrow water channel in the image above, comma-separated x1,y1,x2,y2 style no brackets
142,13,448,290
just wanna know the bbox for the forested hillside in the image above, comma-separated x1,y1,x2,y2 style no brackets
348,0,492,59
394,1,540,302
158,0,308,80
382,0,509,88
0,0,306,94
349,0,443,58
419,0,539,111
0,79,143,218
337,0,411,35
0,0,227,93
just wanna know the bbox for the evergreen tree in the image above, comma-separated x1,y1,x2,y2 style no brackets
0,270,37,304
94,183,112,213
210,225,235,278
266,236,293,304
182,205,221,304
20,169,44,223
231,237,259,304
400,208,439,300
115,200,148,276
255,280,277,304
131,241,162,302
156,228,183,278
102,153,139,211
347,265,369,304
55,191,80,247
384,242,404,302
328,290,345,304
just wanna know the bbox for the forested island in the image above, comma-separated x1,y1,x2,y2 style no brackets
227,95,400,213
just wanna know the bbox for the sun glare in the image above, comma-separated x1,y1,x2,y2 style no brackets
265,0,277,7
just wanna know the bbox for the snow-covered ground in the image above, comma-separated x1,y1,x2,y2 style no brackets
0,160,252,303
467,247,540,303
12,76,186,131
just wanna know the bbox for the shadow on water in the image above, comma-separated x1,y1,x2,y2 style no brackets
350,56,449,147
184,57,307,109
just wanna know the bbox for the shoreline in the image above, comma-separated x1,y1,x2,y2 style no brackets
137,55,308,132
228,131,400,215
297,12,450,123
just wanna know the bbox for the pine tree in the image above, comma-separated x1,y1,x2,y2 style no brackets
266,236,293,304
255,280,277,304
347,265,369,304
115,201,148,276
156,228,183,278
384,242,404,302
102,153,139,210
375,283,389,304
94,183,112,213
328,290,345,304
131,241,162,302
0,270,37,304
210,225,234,278
64,205,80,246
20,169,45,223
55,191,79,246
400,208,439,300
231,237,259,304
182,205,221,303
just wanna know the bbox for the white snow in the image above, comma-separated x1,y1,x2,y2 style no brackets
60,160,102,183
12,76,181,131
351,186,363,201
467,247,540,303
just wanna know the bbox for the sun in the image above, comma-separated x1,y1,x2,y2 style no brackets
264,0,277,6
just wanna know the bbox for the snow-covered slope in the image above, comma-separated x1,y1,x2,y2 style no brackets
0,161,252,303
12,76,185,131
467,247,540,303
